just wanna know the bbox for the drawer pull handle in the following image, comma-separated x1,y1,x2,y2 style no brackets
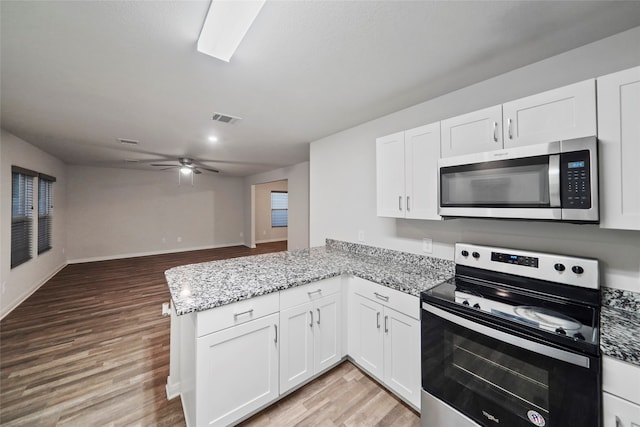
384,315,389,333
374,292,389,302
377,312,381,329
493,121,498,142
507,118,513,140
274,324,278,344
615,416,621,427
317,308,321,325
309,311,314,328
307,289,322,297
233,309,254,319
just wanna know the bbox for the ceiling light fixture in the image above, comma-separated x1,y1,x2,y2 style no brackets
197,0,266,62
208,136,219,143
180,166,193,175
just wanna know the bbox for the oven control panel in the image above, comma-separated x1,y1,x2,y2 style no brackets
455,243,599,290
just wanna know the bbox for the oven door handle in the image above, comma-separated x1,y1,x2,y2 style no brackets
422,303,590,368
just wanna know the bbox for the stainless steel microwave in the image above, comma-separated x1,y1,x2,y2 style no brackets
438,136,599,223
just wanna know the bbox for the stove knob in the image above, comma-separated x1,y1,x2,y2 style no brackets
574,332,585,341
555,327,566,335
472,251,480,259
572,265,584,275
461,250,469,257
473,303,481,309
554,263,566,272
462,300,470,306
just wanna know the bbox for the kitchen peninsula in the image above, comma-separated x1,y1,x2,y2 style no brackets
164,239,640,427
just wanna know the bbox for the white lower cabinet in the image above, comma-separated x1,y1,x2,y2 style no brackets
196,312,279,427
603,356,640,427
279,278,343,394
349,278,421,409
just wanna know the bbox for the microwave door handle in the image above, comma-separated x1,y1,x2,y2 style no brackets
549,154,561,207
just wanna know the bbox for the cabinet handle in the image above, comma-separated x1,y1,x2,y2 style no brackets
374,292,389,302
309,311,313,328
493,121,498,142
615,416,621,427
377,312,381,329
384,315,389,333
274,324,278,344
398,196,403,211
507,118,513,140
307,289,322,297
317,308,321,325
406,196,410,212
233,309,254,319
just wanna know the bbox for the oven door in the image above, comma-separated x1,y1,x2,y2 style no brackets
421,303,601,427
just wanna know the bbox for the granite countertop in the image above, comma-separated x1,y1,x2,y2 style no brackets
165,240,455,316
165,239,640,368
600,288,640,367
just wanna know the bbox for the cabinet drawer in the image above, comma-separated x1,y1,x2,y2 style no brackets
350,276,420,320
280,275,342,310
196,292,279,337
603,356,640,405
603,392,640,427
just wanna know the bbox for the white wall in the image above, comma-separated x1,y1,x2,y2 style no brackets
255,180,288,243
1,130,68,319
66,166,245,262
244,162,309,250
310,26,640,292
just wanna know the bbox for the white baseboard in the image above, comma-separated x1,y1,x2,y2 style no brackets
67,242,246,264
255,238,287,244
166,377,181,400
0,261,67,321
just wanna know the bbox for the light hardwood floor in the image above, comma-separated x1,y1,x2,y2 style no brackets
0,242,419,426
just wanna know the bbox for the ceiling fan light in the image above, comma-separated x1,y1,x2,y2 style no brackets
197,0,266,62
180,166,193,175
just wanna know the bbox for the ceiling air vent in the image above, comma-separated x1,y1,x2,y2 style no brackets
117,138,139,145
211,112,242,124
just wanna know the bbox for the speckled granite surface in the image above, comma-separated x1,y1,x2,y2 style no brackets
165,240,455,316
601,287,640,367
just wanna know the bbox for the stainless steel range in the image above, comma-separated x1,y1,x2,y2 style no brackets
421,243,601,427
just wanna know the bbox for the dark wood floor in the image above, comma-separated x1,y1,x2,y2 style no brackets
0,241,419,426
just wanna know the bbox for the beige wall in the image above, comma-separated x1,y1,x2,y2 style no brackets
310,26,640,292
1,130,68,319
244,162,309,250
255,180,288,243
66,166,245,262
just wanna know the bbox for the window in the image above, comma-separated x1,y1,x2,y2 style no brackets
38,174,56,254
271,191,288,227
11,167,36,268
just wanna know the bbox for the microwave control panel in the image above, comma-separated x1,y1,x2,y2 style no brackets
560,150,591,209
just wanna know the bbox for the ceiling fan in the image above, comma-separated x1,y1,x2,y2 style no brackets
150,157,219,175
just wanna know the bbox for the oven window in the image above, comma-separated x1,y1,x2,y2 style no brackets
446,332,549,420
440,156,550,207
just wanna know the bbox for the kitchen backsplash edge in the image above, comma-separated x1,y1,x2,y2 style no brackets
601,287,640,313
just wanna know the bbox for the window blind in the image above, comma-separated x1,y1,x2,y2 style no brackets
271,191,288,227
38,174,56,254
11,166,37,268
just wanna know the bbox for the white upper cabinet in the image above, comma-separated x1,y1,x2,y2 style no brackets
440,105,502,157
503,79,596,148
597,66,640,230
376,123,440,220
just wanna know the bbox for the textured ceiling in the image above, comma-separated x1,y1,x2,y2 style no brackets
2,1,640,176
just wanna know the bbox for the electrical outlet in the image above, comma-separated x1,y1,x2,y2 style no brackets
162,237,166,243
177,236,182,243
1,281,6,295
358,230,365,242
422,238,433,253
239,231,243,237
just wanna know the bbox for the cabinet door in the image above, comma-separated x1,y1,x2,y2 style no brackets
503,79,596,148
196,313,279,427
279,303,314,394
597,66,640,230
440,105,502,157
383,306,421,409
314,292,342,373
404,123,441,220
603,392,640,427
376,131,406,218
352,294,384,379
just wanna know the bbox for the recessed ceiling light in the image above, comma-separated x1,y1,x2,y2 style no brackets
208,136,219,143
197,0,266,62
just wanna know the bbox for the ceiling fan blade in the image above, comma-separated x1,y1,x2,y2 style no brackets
200,167,220,173
158,167,176,171
150,163,178,167
193,169,202,175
